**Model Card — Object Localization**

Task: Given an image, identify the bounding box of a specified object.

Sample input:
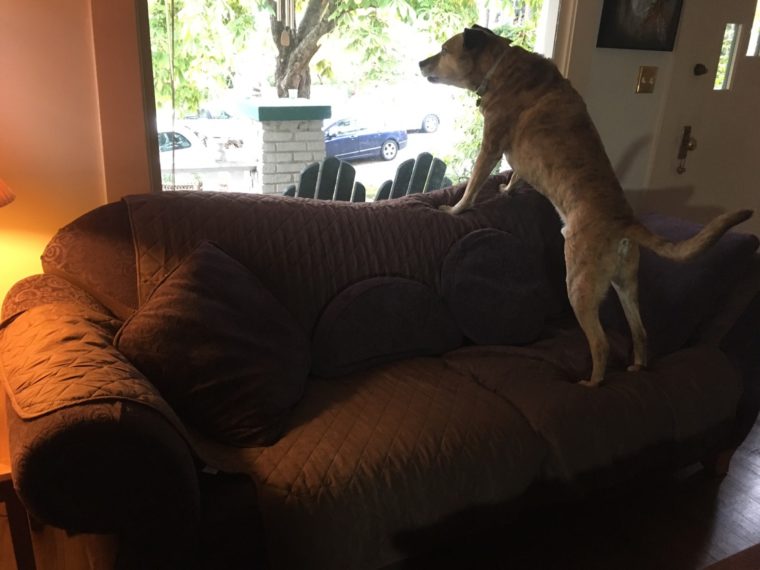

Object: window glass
[714,23,741,90]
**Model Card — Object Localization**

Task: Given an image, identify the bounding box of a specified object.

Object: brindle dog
[420,26,753,387]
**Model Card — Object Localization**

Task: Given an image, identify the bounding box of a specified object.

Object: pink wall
[0,0,105,304]
[0,0,157,304]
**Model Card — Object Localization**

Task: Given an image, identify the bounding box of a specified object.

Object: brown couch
[2,175,760,569]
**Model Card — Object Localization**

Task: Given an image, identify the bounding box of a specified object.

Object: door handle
[677,125,698,174]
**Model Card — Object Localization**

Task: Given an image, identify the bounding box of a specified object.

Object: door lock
[677,125,698,174]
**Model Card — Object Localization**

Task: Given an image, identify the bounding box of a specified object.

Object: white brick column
[259,120,325,195]
[248,101,332,195]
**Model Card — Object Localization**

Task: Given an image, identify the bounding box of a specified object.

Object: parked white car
[182,99,257,148]
[156,125,225,191]
[344,82,457,133]
[157,125,221,170]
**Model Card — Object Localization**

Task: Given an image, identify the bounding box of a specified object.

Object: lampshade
[0,178,15,207]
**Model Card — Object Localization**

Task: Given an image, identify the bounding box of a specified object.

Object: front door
[647,0,760,234]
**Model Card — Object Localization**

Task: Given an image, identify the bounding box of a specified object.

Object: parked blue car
[324,118,408,161]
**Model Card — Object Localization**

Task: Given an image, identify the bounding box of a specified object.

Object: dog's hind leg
[565,238,615,387]
[499,172,520,193]
[611,240,647,372]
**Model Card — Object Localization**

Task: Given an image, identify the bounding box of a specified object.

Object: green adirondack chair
[374,152,451,201]
[283,157,366,202]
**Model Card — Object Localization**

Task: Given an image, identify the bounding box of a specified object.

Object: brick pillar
[249,101,332,195]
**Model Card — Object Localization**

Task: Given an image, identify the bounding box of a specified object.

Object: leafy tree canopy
[148,0,542,113]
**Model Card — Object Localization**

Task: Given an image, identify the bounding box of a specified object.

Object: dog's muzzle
[419,55,439,81]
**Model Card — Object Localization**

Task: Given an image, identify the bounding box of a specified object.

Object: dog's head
[419,25,507,91]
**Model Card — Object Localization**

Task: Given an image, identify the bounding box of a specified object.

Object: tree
[148,0,539,108]
[268,0,478,98]
[148,0,254,114]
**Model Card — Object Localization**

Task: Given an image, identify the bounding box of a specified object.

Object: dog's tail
[625,209,753,262]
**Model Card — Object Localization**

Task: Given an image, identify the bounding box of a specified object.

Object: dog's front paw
[577,378,601,388]
[438,204,468,215]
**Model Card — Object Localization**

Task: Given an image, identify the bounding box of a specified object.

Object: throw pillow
[114,241,310,446]
[311,277,462,377]
[441,228,550,346]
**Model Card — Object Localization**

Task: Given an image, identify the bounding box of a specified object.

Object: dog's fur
[420,26,753,387]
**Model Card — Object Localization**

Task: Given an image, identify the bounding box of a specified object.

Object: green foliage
[442,102,487,184]
[714,23,738,90]
[148,0,255,115]
[321,0,477,90]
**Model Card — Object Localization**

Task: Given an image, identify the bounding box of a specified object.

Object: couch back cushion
[41,178,567,383]
[114,241,310,446]
[122,180,565,336]
[441,228,554,346]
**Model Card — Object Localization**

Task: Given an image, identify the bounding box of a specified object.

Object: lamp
[0,178,15,208]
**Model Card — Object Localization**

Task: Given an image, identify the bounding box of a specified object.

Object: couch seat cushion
[114,242,310,446]
[443,336,742,481]
[191,357,546,570]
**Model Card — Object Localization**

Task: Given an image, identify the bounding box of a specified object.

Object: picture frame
[597,0,684,52]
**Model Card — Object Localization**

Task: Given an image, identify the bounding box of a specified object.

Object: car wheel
[421,114,439,133]
[381,139,399,161]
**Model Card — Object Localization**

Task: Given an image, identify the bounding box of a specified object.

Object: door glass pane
[714,23,741,90]
[748,0,760,56]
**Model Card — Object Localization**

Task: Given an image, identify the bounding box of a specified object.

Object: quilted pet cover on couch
[2,175,756,569]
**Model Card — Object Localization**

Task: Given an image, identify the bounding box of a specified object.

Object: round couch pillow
[441,228,548,346]
[312,277,462,377]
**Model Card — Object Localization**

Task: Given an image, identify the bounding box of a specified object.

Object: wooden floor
[392,418,760,570]
[2,419,759,570]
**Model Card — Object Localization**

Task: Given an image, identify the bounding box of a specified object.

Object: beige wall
[0,0,105,302]
[560,0,674,190]
[0,0,156,305]
[562,0,759,231]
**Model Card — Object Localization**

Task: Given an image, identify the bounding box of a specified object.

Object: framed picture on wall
[597,0,684,51]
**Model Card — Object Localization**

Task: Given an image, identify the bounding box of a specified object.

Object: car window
[326,119,370,137]
[158,131,192,152]
[199,107,232,119]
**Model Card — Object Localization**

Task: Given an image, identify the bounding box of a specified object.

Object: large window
[148,0,559,198]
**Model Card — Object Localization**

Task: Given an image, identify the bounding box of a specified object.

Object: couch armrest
[694,254,760,346]
[6,398,200,534]
[2,274,114,321]
[1,301,200,561]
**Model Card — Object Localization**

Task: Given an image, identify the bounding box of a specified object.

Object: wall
[0,0,157,305]
[560,0,673,191]
[0,0,106,304]
[562,0,759,232]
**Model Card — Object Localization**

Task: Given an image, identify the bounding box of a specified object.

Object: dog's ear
[472,24,497,36]
[463,27,490,51]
